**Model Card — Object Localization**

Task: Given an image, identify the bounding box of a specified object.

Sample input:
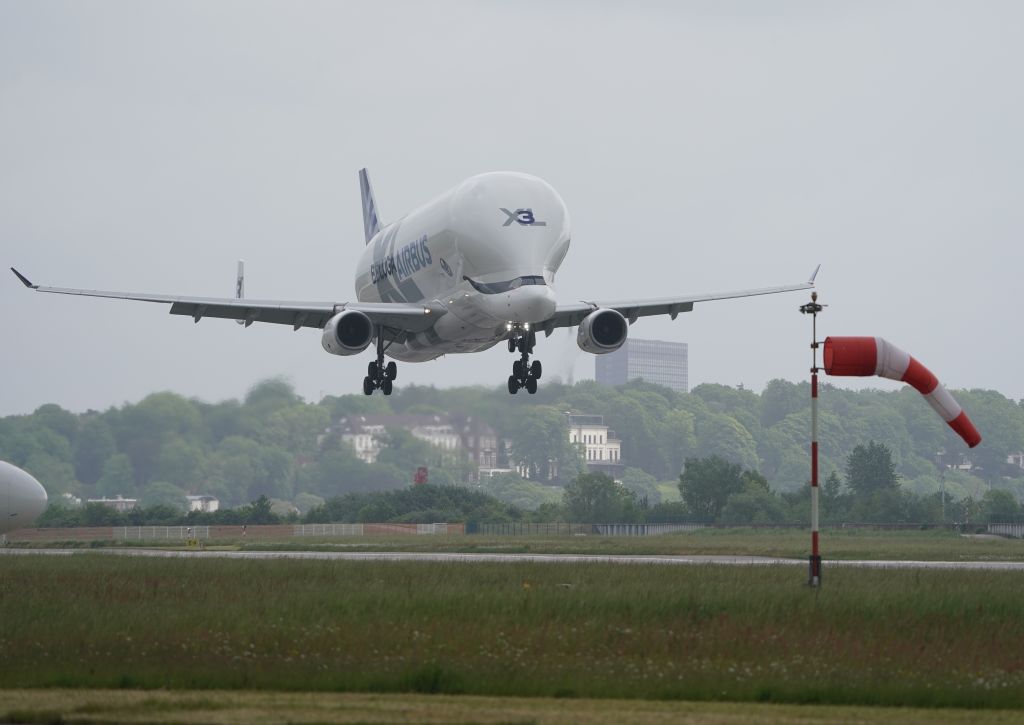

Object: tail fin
[359,168,381,244]
[235,259,244,325]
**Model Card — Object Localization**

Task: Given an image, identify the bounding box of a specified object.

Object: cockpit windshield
[463,275,546,294]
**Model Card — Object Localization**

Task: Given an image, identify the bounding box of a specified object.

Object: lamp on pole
[800,291,825,587]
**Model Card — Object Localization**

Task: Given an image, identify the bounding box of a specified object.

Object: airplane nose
[1,461,48,533]
[511,285,556,323]
[24,475,48,522]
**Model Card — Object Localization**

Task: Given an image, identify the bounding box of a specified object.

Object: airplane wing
[538,270,818,336]
[9,268,443,334]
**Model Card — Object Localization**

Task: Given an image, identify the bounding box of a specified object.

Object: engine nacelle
[577,308,628,354]
[321,310,374,356]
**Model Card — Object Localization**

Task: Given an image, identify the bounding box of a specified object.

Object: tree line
[3,375,1023,521]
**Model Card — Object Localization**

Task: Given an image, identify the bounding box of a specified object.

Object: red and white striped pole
[800,292,824,587]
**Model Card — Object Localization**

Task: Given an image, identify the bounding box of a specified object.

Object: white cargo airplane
[12,170,816,396]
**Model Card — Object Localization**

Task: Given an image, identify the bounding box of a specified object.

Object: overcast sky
[2,1,1021,415]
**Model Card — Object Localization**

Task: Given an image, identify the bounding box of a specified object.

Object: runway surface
[3,547,1024,570]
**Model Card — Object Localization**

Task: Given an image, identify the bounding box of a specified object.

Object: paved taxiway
[3,548,1023,570]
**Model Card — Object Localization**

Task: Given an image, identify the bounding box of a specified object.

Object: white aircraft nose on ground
[1,460,48,534]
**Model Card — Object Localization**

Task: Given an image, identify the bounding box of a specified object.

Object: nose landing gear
[507,330,541,394]
[363,332,397,395]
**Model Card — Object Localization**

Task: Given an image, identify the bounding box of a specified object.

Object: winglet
[809,264,821,285]
[359,168,381,245]
[10,267,38,289]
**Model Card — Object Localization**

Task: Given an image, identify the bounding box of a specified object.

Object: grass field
[3,689,1024,724]
[1,554,1022,710]
[237,527,1024,561]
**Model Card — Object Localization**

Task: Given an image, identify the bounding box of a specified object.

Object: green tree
[659,409,697,479]
[760,379,805,428]
[300,443,408,497]
[719,480,786,524]
[482,473,562,511]
[244,378,302,416]
[621,467,661,506]
[563,472,638,523]
[508,407,581,482]
[956,390,1024,481]
[257,404,329,458]
[678,456,744,521]
[73,417,116,485]
[154,438,207,490]
[695,413,760,471]
[981,489,1020,523]
[116,392,202,484]
[293,492,325,515]
[21,451,77,496]
[239,495,280,524]
[821,470,848,523]
[95,453,136,497]
[80,502,126,527]
[845,441,899,496]
[376,427,442,474]
[139,481,188,511]
[849,488,907,523]
[32,403,79,442]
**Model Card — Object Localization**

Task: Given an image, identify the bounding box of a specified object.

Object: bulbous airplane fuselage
[354,172,570,361]
[1,460,48,534]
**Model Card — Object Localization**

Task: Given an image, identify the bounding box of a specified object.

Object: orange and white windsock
[823,336,981,448]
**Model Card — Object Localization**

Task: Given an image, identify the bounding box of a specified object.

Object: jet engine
[577,308,628,354]
[321,310,374,356]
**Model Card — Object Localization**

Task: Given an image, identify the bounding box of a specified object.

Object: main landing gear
[363,332,397,396]
[507,330,541,395]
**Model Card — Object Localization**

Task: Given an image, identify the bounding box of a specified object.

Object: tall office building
[595,338,689,392]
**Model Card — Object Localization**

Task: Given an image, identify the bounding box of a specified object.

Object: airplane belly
[388,309,504,361]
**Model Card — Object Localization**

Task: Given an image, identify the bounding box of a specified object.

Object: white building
[565,413,623,478]
[329,414,504,478]
[86,495,137,512]
[186,495,220,513]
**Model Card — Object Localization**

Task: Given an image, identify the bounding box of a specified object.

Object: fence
[294,524,365,536]
[593,523,708,536]
[473,524,708,536]
[468,522,969,537]
[988,523,1024,538]
[114,526,210,541]
[293,523,451,536]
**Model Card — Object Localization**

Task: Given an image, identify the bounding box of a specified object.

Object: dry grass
[1,555,1022,709]
[2,689,1024,724]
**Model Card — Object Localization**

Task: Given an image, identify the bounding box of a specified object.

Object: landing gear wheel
[364,331,398,396]
[506,328,541,394]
